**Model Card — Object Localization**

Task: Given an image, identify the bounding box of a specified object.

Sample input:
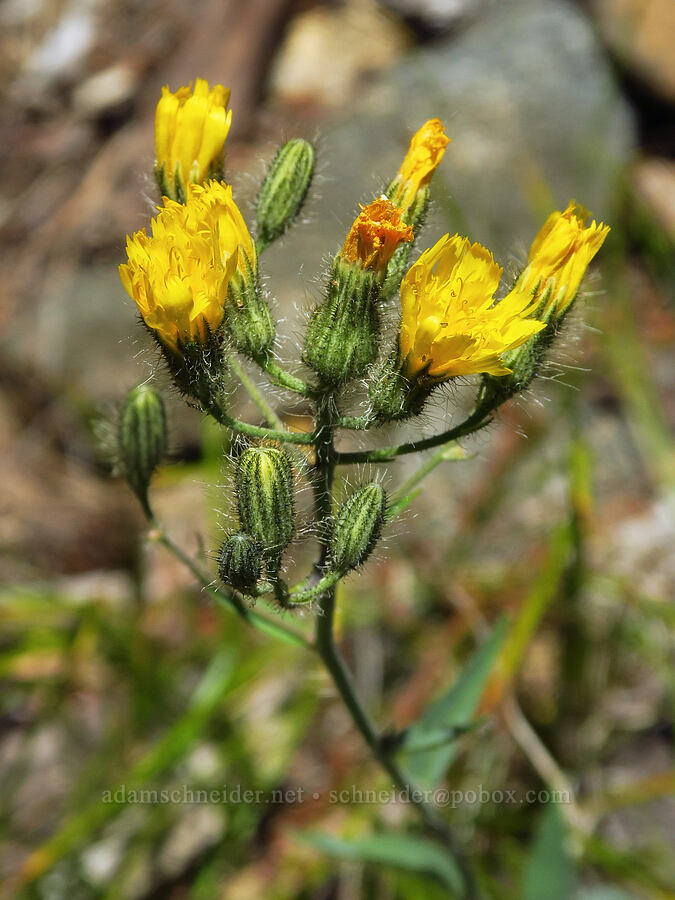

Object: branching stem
[228,355,286,430]
[208,400,313,445]
[147,522,311,649]
[254,353,317,398]
[335,404,493,463]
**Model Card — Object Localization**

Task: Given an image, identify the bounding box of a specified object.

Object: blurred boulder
[631,157,675,244]
[379,0,486,36]
[592,0,675,103]
[269,0,409,108]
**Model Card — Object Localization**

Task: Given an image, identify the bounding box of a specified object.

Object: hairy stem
[229,355,286,430]
[337,414,373,430]
[147,522,311,649]
[255,353,317,398]
[208,400,313,445]
[386,442,471,520]
[311,396,480,898]
[336,404,493,463]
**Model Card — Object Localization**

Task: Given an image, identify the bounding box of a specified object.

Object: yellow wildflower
[516,201,610,317]
[155,79,232,200]
[400,234,546,380]
[119,181,255,350]
[342,198,414,273]
[389,118,450,212]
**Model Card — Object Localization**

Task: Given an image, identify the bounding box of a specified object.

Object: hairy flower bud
[369,348,426,422]
[218,533,262,594]
[236,446,294,570]
[118,384,167,514]
[303,258,381,386]
[256,139,316,251]
[331,483,386,574]
[223,253,275,358]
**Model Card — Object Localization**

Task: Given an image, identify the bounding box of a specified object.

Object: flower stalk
[114,89,610,897]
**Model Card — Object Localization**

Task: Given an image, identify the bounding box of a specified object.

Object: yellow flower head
[342,197,414,273]
[119,181,255,350]
[155,79,232,199]
[390,118,450,211]
[518,201,610,317]
[400,234,546,380]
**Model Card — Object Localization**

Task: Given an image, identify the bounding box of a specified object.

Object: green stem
[289,570,342,603]
[335,405,493,463]
[255,353,317,398]
[386,442,471,520]
[147,523,311,650]
[229,355,286,430]
[337,414,372,430]
[208,400,313,445]
[310,396,480,898]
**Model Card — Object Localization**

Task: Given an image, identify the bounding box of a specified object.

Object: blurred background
[0,0,673,897]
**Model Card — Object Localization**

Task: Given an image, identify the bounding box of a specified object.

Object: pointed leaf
[295,831,464,896]
[523,804,575,900]
[401,618,508,788]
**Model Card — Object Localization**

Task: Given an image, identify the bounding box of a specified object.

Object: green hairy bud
[236,445,295,569]
[369,348,432,422]
[481,303,558,407]
[218,533,262,594]
[161,336,227,410]
[223,254,275,359]
[256,139,316,251]
[118,384,167,514]
[331,483,387,574]
[303,258,381,386]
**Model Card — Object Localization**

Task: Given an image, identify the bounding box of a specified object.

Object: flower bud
[218,533,262,594]
[302,258,381,386]
[223,254,275,359]
[331,483,386,574]
[256,139,316,251]
[118,384,167,514]
[236,446,294,569]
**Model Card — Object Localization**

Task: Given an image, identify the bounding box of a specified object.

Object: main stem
[311,396,480,899]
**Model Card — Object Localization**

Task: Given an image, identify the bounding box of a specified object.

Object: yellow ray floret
[400,234,546,380]
[155,78,232,196]
[342,197,414,273]
[119,181,255,349]
[391,118,450,211]
[516,201,610,316]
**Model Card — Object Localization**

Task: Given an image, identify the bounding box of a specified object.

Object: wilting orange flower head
[390,118,450,211]
[341,198,414,273]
